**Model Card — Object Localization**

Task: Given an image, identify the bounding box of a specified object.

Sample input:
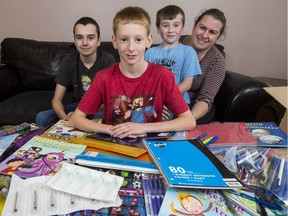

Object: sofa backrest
[1,38,76,90]
[0,38,120,91]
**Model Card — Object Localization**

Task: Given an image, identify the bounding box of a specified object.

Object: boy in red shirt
[69,6,195,138]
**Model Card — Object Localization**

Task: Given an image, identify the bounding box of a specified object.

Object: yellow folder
[69,136,147,158]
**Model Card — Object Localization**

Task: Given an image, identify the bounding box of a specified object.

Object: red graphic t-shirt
[78,63,188,125]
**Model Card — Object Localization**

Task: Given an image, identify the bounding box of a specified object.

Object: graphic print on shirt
[112,94,157,124]
[81,75,92,92]
[153,58,177,75]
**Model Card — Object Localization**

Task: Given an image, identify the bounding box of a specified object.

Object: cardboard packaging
[263,86,287,134]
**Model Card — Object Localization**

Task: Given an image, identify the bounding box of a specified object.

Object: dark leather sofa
[0,38,273,126]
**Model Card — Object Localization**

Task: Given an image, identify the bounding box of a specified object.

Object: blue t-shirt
[145,43,201,104]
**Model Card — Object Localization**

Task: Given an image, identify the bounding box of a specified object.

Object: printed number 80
[169,166,186,173]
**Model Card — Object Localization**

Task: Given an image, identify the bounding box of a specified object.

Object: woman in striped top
[181,8,227,124]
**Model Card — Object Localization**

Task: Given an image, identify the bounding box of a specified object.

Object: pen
[148,177,158,215]
[237,150,259,165]
[142,176,154,216]
[202,136,218,146]
[202,137,213,145]
[278,162,288,199]
[277,158,285,186]
[266,157,280,190]
[193,133,207,140]
[228,189,282,210]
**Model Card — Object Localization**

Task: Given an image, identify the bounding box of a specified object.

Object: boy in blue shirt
[145,5,201,119]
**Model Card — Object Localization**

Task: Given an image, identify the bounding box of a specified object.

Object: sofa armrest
[214,71,273,122]
[0,65,22,102]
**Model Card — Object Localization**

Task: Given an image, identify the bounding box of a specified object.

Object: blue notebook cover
[76,151,159,174]
[144,139,244,189]
[245,122,287,147]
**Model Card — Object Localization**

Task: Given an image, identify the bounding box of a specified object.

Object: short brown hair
[73,17,100,39]
[156,5,185,28]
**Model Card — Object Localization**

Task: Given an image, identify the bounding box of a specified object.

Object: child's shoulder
[177,43,198,56]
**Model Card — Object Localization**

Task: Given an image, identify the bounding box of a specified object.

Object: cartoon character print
[16,147,42,160]
[2,158,28,175]
[112,94,157,124]
[53,126,85,138]
[170,192,213,216]
[81,75,92,92]
[15,151,64,177]
[2,147,64,178]
[113,95,131,122]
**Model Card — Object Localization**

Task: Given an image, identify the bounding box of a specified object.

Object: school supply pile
[210,146,287,214]
[0,119,287,215]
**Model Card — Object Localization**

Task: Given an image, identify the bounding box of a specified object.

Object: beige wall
[0,0,287,80]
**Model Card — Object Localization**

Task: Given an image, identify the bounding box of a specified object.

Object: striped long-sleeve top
[188,45,226,110]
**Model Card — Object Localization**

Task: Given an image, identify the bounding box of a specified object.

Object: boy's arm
[69,108,112,134]
[51,84,68,120]
[110,109,195,138]
[178,77,193,94]
[69,108,195,139]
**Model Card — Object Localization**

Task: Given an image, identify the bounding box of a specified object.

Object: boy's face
[74,23,101,58]
[157,14,184,46]
[112,23,152,66]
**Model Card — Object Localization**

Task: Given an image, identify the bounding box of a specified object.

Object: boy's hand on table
[109,122,147,139]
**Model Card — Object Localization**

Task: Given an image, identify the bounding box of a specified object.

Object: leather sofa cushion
[0,65,22,101]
